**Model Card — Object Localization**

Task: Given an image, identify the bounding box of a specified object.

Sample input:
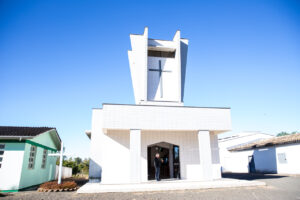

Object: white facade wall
[89,109,130,184]
[0,145,24,190]
[276,143,300,174]
[102,104,231,132]
[89,108,223,184]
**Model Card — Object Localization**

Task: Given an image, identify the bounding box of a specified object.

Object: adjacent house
[0,126,61,192]
[219,132,274,173]
[228,133,300,174]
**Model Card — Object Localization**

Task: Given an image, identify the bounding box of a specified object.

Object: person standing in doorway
[154,153,163,181]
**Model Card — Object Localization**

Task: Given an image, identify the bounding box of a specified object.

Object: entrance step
[77,179,266,193]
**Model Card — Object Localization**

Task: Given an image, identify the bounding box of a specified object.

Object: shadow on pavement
[222,173,287,180]
[0,193,12,197]
[66,177,88,187]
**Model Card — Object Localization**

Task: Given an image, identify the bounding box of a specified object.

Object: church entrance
[147,142,180,180]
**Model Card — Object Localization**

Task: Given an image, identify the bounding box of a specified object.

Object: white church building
[86,28,231,184]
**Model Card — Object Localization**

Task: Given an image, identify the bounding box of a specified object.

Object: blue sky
[0,0,299,158]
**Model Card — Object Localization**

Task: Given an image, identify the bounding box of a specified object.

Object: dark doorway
[173,145,180,179]
[248,155,256,173]
[147,142,180,180]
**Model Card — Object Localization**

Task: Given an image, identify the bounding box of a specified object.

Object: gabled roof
[0,126,54,138]
[229,133,300,151]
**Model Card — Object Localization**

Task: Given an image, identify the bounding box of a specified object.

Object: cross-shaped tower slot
[149,60,171,98]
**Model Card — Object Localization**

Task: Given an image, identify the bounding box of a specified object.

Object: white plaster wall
[101,130,130,184]
[0,147,24,190]
[222,150,254,173]
[276,144,300,174]
[89,109,130,184]
[102,104,231,132]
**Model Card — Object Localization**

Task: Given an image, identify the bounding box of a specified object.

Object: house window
[28,145,37,169]
[41,149,47,169]
[0,144,4,168]
[278,153,287,164]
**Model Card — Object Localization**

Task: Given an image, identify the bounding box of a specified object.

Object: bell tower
[128,27,188,106]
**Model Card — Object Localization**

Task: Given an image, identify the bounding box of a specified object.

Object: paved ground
[2,173,300,200]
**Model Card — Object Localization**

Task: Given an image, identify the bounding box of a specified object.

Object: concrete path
[4,174,300,200]
[77,178,266,193]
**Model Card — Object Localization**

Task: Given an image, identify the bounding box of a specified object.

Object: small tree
[56,157,89,175]
[277,132,289,137]
[277,131,298,137]
[74,157,82,165]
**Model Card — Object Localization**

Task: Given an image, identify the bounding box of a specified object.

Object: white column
[198,130,213,181]
[130,129,141,183]
[58,142,63,184]
[210,133,221,179]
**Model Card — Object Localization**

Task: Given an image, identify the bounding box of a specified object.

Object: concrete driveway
[2,173,300,200]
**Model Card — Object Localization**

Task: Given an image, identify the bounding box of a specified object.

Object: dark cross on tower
[149,60,171,98]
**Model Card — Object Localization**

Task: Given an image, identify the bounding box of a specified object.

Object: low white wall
[55,166,72,179]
